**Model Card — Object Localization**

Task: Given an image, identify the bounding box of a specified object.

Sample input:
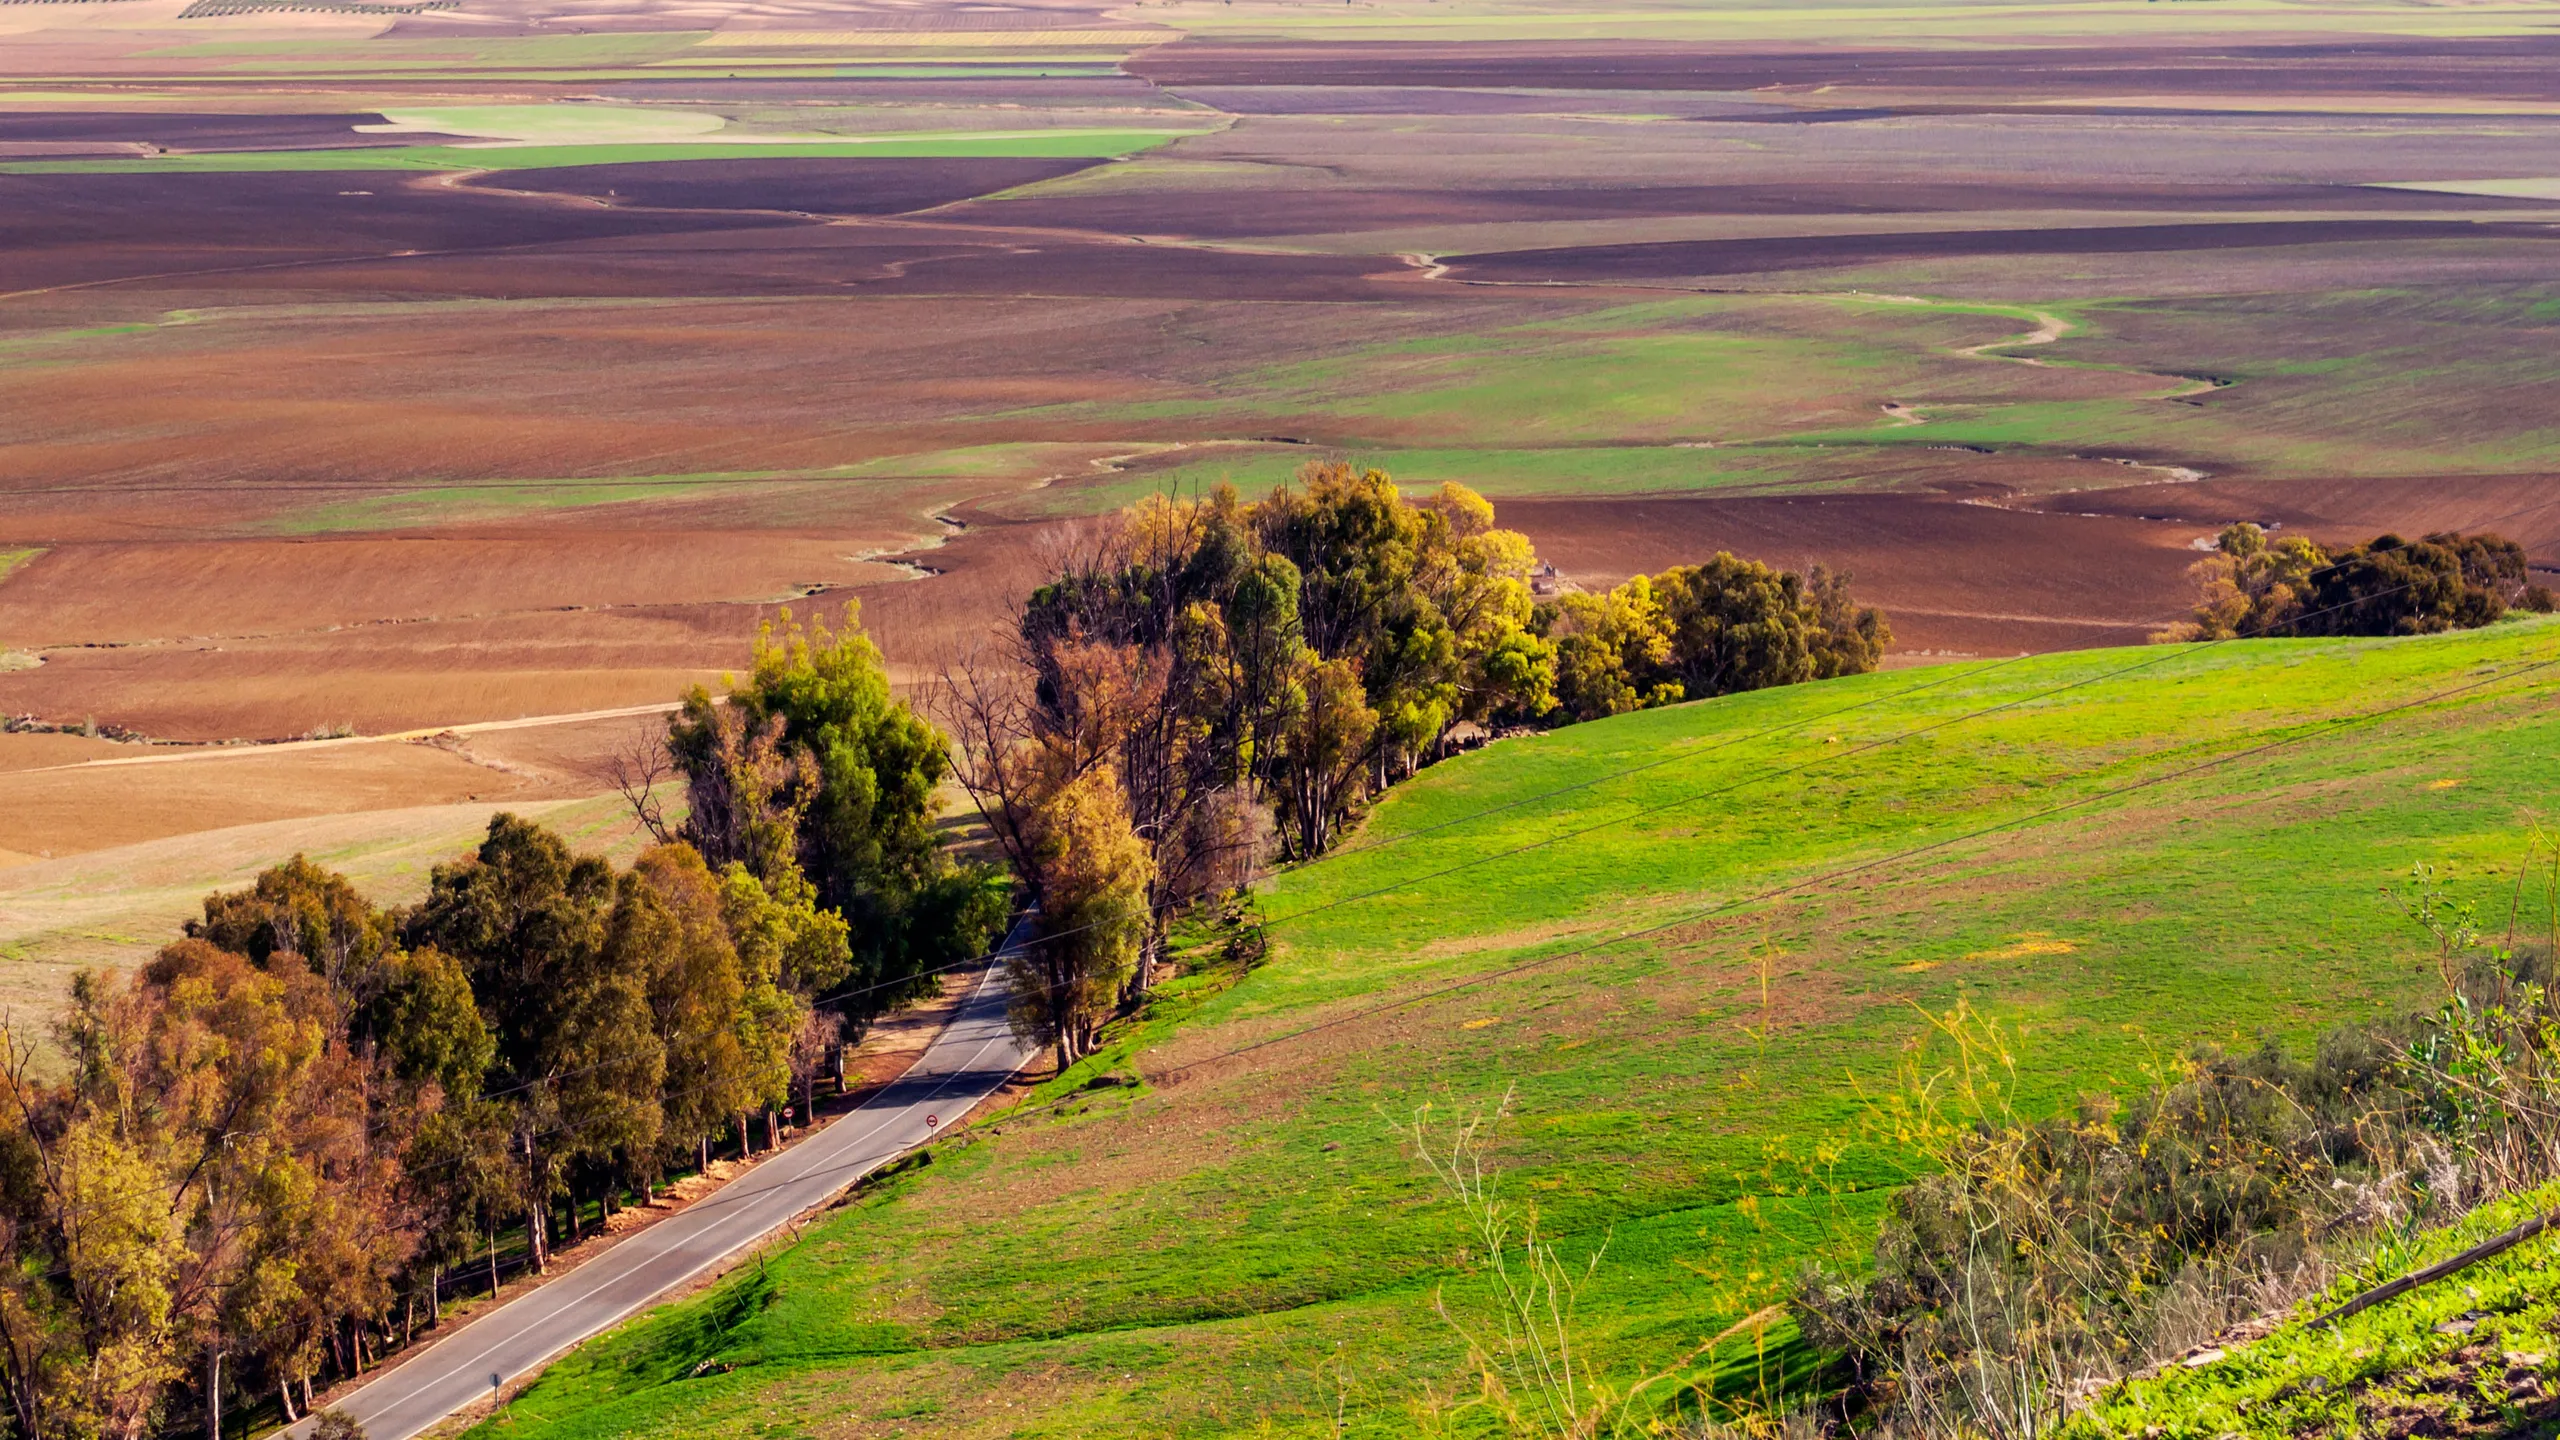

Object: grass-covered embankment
[2074,1180,2560,1438]
[471,619,2560,1438]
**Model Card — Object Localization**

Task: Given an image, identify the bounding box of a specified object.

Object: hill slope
[473,618,2560,1439]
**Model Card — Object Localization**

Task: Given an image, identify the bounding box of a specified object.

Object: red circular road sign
[925,1114,939,1129]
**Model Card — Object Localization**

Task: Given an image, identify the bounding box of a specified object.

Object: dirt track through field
[4,701,678,776]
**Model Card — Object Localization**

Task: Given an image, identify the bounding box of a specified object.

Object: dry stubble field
[1,0,2558,994]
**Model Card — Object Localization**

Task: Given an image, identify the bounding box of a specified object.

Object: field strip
[11,702,678,775]
[690,29,1171,47]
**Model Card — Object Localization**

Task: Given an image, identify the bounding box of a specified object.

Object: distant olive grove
[941,462,1887,1070]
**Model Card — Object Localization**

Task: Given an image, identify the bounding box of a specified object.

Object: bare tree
[934,643,1048,887]
[598,722,677,845]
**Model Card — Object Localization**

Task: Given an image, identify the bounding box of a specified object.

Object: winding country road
[298,939,1038,1440]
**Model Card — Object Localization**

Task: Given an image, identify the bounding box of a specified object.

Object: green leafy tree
[405,815,644,1270]
[610,846,781,1179]
[0,938,416,1440]
[189,854,399,1015]
[2155,522,2328,641]
[1272,655,1378,859]
[2300,530,2529,636]
[1549,573,1678,721]
[673,607,1003,1020]
[2161,524,2541,641]
[1550,556,1887,721]
[1007,766,1154,1070]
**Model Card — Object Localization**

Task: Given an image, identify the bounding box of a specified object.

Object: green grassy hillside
[472,619,2560,1439]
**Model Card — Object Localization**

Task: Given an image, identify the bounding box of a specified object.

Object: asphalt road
[305,941,1038,1440]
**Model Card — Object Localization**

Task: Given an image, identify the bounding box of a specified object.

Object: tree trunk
[765,1110,780,1151]
[738,1111,752,1161]
[488,1236,500,1298]
[699,1134,710,1174]
[278,1378,296,1425]
[203,1345,220,1440]
[301,1375,313,1417]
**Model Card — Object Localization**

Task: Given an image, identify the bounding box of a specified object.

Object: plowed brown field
[1505,494,2206,656]
[1130,35,2560,103]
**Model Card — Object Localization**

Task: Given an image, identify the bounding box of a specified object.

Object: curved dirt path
[5,702,682,775]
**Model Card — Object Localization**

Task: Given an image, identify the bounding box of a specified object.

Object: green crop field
[985,288,2560,509]
[468,617,2560,1438]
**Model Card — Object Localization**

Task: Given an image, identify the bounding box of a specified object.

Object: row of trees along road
[940,464,1888,1071]
[0,615,1001,1440]
[0,472,1880,1437]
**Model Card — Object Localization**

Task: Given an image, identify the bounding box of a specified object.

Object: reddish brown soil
[2028,474,2560,563]
[0,532,914,644]
[0,112,436,152]
[0,610,739,741]
[593,77,1156,104]
[0,733,128,773]
[0,740,565,861]
[1502,493,2207,655]
[1130,36,2560,103]
[1157,86,1785,117]
[0,171,808,291]
[1450,221,2560,283]
[954,182,2555,241]
[88,221,1415,304]
[461,157,1105,216]
[0,531,958,740]
[0,292,1213,503]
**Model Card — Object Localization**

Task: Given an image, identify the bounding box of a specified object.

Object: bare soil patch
[0,111,439,152]
[460,156,1104,216]
[0,605,746,741]
[0,171,810,293]
[1131,36,2560,105]
[1450,221,2560,283]
[2028,473,2560,561]
[0,290,1244,505]
[0,732,129,773]
[0,531,919,645]
[954,181,2553,242]
[1500,493,2204,656]
[126,221,1418,305]
[602,76,1163,106]
[0,739,562,861]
